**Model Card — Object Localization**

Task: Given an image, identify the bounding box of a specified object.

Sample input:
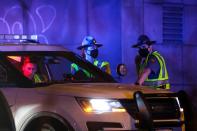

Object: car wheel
[24,116,73,131]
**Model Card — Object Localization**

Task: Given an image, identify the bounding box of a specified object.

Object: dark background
[0,0,197,125]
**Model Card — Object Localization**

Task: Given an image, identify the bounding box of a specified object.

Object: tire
[23,116,73,131]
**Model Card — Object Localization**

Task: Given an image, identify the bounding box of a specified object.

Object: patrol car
[0,35,186,131]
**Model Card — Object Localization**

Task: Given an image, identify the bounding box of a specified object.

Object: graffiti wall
[0,0,197,85]
[0,0,122,77]
[0,0,86,44]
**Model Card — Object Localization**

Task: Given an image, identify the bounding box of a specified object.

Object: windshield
[5,51,116,84]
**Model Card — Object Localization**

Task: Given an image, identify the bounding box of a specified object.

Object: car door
[0,90,16,131]
[0,56,19,107]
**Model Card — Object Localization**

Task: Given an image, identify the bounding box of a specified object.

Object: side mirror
[116,64,127,77]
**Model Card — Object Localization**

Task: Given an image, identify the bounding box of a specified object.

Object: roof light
[5,34,13,39]
[0,34,39,43]
[21,35,27,39]
[0,34,4,39]
[31,35,37,40]
[14,35,20,39]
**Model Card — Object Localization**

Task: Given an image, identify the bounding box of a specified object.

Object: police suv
[0,35,187,131]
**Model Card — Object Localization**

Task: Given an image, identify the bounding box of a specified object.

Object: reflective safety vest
[71,63,91,77]
[140,51,170,89]
[34,74,43,83]
[71,60,111,77]
[93,60,111,75]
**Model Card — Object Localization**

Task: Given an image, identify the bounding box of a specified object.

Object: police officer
[132,35,170,89]
[71,36,111,76]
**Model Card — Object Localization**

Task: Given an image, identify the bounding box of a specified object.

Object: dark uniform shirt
[144,55,160,79]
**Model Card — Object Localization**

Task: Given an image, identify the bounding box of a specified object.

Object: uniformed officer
[132,35,170,89]
[71,36,111,76]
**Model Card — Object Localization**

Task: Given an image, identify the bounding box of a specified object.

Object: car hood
[36,83,172,99]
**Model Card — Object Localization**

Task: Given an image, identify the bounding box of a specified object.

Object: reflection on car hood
[36,83,172,99]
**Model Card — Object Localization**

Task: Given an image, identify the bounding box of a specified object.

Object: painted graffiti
[0,5,57,44]
[36,5,56,33]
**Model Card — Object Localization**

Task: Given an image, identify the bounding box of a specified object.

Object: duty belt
[143,80,170,89]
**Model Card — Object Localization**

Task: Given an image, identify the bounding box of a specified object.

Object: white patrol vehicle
[0,35,188,131]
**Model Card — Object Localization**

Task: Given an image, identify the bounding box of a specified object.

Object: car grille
[119,93,182,122]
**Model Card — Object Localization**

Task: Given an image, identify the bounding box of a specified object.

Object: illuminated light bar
[0,34,4,39]
[31,35,37,40]
[21,35,27,39]
[5,34,13,39]
[14,35,20,39]
[0,34,38,42]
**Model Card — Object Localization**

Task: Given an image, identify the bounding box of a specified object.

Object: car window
[6,55,49,84]
[6,54,104,84]
[0,57,21,86]
[45,56,95,82]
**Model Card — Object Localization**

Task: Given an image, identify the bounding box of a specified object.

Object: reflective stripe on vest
[141,51,169,88]
[94,60,111,74]
[71,63,91,77]
[34,74,42,83]
[72,60,111,76]
[94,60,107,68]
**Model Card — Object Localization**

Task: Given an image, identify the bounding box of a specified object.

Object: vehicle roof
[0,43,68,52]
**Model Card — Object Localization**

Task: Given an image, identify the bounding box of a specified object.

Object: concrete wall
[121,1,197,121]
[0,0,122,77]
[121,0,197,87]
[0,0,197,95]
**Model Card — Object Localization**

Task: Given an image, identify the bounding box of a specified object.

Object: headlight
[76,97,126,113]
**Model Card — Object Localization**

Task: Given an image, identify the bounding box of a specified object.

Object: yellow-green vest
[71,60,111,77]
[140,51,170,89]
[34,74,43,83]
[93,60,111,74]
[71,63,91,77]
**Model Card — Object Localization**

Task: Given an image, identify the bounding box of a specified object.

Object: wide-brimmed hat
[77,36,103,50]
[132,35,156,48]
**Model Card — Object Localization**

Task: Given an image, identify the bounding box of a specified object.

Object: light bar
[0,34,38,41]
